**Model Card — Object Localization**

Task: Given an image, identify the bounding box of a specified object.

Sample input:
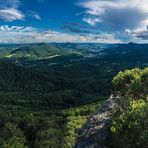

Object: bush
[111,100,148,148]
[110,67,148,148]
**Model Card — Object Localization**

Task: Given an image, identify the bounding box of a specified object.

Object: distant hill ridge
[8,43,71,59]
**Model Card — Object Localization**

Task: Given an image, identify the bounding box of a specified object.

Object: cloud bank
[1,0,148,43]
[80,0,148,28]
[0,25,121,43]
[79,0,148,41]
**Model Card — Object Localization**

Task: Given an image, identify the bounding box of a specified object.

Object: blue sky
[0,0,148,43]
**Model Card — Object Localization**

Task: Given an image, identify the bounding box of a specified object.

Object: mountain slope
[0,61,105,109]
[0,61,55,92]
[105,42,148,62]
[7,43,71,59]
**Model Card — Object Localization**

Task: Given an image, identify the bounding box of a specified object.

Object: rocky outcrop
[75,96,116,148]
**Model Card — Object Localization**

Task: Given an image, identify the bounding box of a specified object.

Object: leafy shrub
[110,67,148,148]
[111,100,148,148]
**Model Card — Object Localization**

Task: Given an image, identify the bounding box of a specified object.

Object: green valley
[0,43,147,147]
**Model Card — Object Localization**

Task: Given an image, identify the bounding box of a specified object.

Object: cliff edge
[75,96,116,148]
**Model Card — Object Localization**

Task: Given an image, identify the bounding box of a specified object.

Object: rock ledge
[75,96,116,148]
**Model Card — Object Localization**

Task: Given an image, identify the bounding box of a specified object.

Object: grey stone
[74,96,117,148]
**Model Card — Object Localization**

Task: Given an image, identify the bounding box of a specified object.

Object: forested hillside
[0,61,109,109]
[0,61,106,147]
[6,43,71,59]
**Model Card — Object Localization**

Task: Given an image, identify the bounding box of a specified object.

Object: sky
[0,0,148,43]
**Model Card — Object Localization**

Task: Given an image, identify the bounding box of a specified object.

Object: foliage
[112,68,148,99]
[0,61,108,109]
[110,68,148,148]
[0,122,28,148]
[0,101,102,148]
[111,100,148,148]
